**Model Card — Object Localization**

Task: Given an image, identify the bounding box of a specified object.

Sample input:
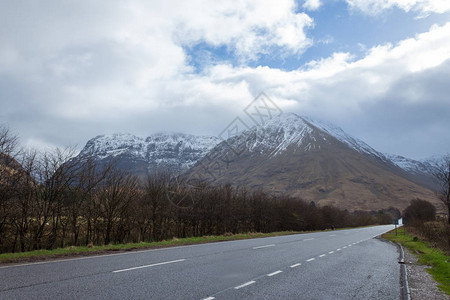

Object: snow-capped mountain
[384,153,437,176]
[187,112,438,211]
[383,154,443,190]
[75,132,220,177]
[214,113,389,162]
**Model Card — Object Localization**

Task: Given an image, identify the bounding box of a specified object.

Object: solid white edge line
[113,258,185,273]
[290,263,301,268]
[252,244,275,250]
[267,270,282,277]
[306,258,315,262]
[234,281,256,289]
[303,238,314,241]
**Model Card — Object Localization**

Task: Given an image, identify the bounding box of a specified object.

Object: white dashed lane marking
[252,244,275,250]
[267,270,283,277]
[234,281,256,289]
[112,259,186,273]
[290,263,301,268]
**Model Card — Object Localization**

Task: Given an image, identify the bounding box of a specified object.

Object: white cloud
[173,0,314,60]
[0,0,313,123]
[1,1,449,158]
[303,0,322,11]
[346,0,450,16]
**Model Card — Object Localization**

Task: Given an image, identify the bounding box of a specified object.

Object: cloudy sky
[1,0,449,160]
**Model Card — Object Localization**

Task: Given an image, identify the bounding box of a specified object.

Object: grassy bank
[383,227,450,295]
[0,231,300,264]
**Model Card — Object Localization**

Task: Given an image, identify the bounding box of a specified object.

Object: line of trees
[402,198,450,254]
[0,126,394,254]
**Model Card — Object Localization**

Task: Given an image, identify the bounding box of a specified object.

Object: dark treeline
[0,145,395,254]
[402,199,450,254]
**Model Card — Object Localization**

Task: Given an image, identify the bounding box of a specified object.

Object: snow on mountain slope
[77,132,220,174]
[234,113,389,162]
[385,153,438,176]
[243,113,317,156]
[302,116,386,160]
[80,133,146,160]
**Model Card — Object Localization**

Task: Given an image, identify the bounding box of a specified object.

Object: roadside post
[393,219,399,236]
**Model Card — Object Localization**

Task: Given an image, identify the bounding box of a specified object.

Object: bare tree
[0,125,19,156]
[23,147,78,250]
[0,126,21,252]
[97,168,138,245]
[64,155,114,246]
[11,149,38,252]
[434,155,450,225]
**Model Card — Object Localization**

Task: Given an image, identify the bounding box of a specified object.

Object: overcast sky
[1,0,449,160]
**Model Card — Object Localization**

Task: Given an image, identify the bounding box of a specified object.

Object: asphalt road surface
[0,225,401,299]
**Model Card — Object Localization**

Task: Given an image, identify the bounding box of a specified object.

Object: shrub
[403,198,436,223]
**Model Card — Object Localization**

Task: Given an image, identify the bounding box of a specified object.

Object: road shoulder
[403,246,449,300]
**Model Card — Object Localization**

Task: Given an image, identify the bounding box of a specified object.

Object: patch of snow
[232,112,388,160]
[301,116,385,159]
[385,153,437,175]
[79,132,220,170]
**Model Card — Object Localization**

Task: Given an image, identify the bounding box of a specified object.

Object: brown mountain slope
[0,152,25,185]
[186,113,439,211]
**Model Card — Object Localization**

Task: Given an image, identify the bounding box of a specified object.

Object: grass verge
[0,231,300,264]
[383,227,450,296]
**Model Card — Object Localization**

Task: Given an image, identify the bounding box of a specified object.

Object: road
[0,225,401,299]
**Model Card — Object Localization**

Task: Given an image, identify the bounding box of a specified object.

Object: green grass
[383,227,450,296]
[0,231,301,263]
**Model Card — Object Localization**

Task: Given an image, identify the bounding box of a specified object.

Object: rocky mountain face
[185,113,439,211]
[73,133,220,178]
